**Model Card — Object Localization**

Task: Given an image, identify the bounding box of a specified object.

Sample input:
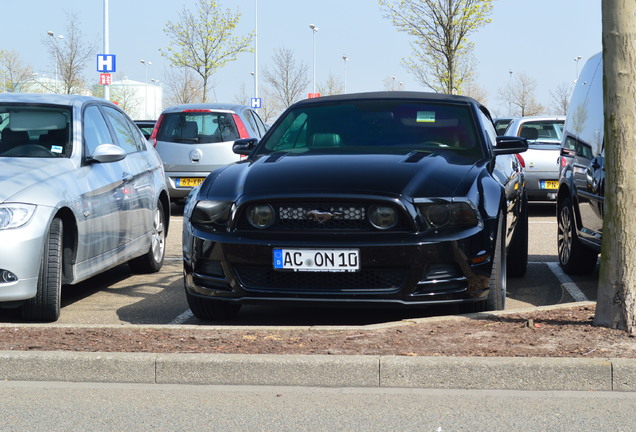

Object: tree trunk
[595,0,636,333]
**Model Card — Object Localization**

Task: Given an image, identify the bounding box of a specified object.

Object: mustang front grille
[237,202,409,231]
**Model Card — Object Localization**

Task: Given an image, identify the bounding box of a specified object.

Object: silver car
[504,116,565,201]
[150,103,268,202]
[0,93,170,321]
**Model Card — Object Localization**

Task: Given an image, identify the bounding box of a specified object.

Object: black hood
[200,152,481,201]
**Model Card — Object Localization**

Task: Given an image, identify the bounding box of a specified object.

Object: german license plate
[540,180,559,189]
[176,177,205,187]
[273,248,360,272]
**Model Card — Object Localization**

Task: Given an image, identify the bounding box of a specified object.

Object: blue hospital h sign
[96,54,116,73]
[251,98,262,109]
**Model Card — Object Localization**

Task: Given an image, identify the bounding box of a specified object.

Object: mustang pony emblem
[306,210,343,223]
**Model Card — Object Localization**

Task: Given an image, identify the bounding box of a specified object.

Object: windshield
[256,100,484,159]
[517,120,564,144]
[0,105,71,158]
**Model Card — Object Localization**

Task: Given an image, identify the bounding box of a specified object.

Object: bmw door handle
[122,172,133,182]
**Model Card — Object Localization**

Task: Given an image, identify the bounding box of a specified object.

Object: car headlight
[246,204,275,229]
[368,205,397,230]
[416,202,480,231]
[190,201,233,230]
[0,204,36,229]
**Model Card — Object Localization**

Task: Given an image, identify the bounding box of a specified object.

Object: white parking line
[170,310,194,325]
[546,262,589,302]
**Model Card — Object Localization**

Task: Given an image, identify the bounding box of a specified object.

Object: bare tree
[462,79,488,104]
[595,0,636,333]
[109,75,142,116]
[379,0,494,94]
[164,67,204,106]
[44,13,95,94]
[262,47,310,111]
[161,0,253,103]
[254,87,279,124]
[549,82,572,115]
[498,72,544,116]
[0,50,35,92]
[318,73,344,96]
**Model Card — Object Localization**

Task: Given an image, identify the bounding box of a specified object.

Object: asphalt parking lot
[0,203,598,326]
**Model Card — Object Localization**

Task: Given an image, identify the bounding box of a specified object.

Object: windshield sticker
[51,145,63,153]
[416,111,436,123]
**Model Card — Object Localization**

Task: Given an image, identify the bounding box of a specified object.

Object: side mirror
[493,136,528,155]
[87,143,127,163]
[233,138,258,155]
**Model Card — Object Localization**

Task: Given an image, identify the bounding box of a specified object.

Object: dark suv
[557,52,603,274]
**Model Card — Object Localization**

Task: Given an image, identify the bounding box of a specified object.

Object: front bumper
[183,222,498,308]
[0,209,50,303]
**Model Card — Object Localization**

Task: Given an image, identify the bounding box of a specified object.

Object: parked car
[134,119,156,139]
[504,116,565,201]
[494,117,516,136]
[557,52,603,274]
[150,103,268,202]
[0,93,170,321]
[182,91,528,321]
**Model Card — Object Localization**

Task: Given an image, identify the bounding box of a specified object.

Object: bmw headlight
[246,204,275,229]
[190,201,233,230]
[368,205,397,230]
[416,202,480,231]
[0,204,36,229]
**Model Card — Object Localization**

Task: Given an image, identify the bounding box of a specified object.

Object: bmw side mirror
[87,143,127,163]
[493,136,528,155]
[233,138,258,155]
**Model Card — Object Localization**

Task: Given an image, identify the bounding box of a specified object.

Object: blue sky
[2,0,601,117]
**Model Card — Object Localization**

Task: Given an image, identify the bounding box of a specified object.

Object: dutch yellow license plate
[176,177,205,187]
[541,180,559,189]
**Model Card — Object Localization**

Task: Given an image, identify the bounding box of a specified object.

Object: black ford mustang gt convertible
[182,92,528,321]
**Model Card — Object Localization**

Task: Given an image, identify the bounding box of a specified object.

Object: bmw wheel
[22,218,63,322]
[129,201,166,273]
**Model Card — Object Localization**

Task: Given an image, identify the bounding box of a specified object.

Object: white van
[556,52,603,274]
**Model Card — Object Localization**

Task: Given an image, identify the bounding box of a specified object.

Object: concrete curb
[1,351,634,391]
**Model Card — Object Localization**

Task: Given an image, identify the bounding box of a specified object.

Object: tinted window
[518,120,564,143]
[102,106,142,153]
[157,111,239,144]
[259,101,482,158]
[0,105,71,158]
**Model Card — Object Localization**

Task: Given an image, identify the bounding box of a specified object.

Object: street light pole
[140,59,152,118]
[254,0,258,101]
[309,24,318,94]
[508,69,513,116]
[47,31,64,93]
[342,55,348,93]
[574,56,582,81]
[103,0,110,100]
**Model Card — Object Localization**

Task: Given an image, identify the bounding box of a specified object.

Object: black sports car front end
[182,92,527,320]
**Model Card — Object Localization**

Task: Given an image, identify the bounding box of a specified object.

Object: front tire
[486,215,507,311]
[185,289,241,321]
[129,201,166,273]
[22,218,63,322]
[507,192,528,277]
[557,197,597,274]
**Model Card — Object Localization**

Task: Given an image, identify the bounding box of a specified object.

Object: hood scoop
[265,152,287,163]
[403,151,430,163]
